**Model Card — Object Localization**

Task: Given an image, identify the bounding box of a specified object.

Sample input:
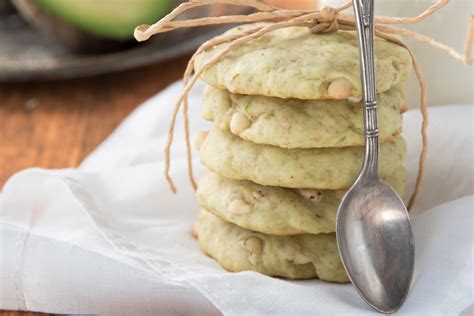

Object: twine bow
[134,0,473,210]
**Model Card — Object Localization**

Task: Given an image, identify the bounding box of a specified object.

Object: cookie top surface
[196,166,406,236]
[199,126,406,189]
[195,24,411,99]
[202,85,404,148]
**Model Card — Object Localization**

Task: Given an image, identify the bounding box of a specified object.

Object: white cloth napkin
[0,81,473,315]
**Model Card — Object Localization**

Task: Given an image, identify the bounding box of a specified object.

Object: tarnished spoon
[336,0,415,313]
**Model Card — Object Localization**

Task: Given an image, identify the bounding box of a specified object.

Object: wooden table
[0,55,189,315]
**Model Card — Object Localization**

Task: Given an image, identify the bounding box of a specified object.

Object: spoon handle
[352,0,379,178]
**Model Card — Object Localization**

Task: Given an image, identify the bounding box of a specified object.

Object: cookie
[196,209,349,282]
[199,126,406,189]
[196,166,406,235]
[202,85,404,148]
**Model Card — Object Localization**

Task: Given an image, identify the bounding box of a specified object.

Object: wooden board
[0,55,188,188]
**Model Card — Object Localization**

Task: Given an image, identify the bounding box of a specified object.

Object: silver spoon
[336,0,415,313]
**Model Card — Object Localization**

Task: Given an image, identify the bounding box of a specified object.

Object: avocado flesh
[36,0,172,40]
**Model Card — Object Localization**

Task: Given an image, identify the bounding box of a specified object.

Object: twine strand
[373,0,449,25]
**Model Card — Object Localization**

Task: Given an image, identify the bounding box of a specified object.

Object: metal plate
[0,4,243,82]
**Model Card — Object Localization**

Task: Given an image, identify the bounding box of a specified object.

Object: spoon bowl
[337,177,414,313]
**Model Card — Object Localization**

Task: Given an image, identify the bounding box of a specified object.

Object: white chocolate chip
[347,96,362,103]
[227,199,252,215]
[328,78,352,99]
[249,253,259,265]
[193,131,209,151]
[298,189,323,203]
[244,237,262,254]
[293,253,312,265]
[244,237,262,265]
[229,112,251,135]
[252,191,264,200]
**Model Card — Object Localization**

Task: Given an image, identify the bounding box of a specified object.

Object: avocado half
[12,0,173,53]
[36,0,172,40]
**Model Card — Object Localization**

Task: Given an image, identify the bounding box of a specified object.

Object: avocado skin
[35,0,173,40]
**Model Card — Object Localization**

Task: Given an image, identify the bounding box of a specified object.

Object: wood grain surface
[0,55,189,315]
[0,55,189,186]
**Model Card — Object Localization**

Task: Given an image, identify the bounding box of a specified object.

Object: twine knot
[310,6,339,34]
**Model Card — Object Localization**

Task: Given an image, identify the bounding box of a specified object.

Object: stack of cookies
[192,24,412,282]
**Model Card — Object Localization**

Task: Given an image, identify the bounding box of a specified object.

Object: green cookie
[196,209,349,282]
[202,85,403,148]
[195,24,411,100]
[196,166,406,236]
[199,127,406,190]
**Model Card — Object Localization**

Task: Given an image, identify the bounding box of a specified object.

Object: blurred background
[321,0,473,110]
[0,0,318,190]
[0,0,318,81]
